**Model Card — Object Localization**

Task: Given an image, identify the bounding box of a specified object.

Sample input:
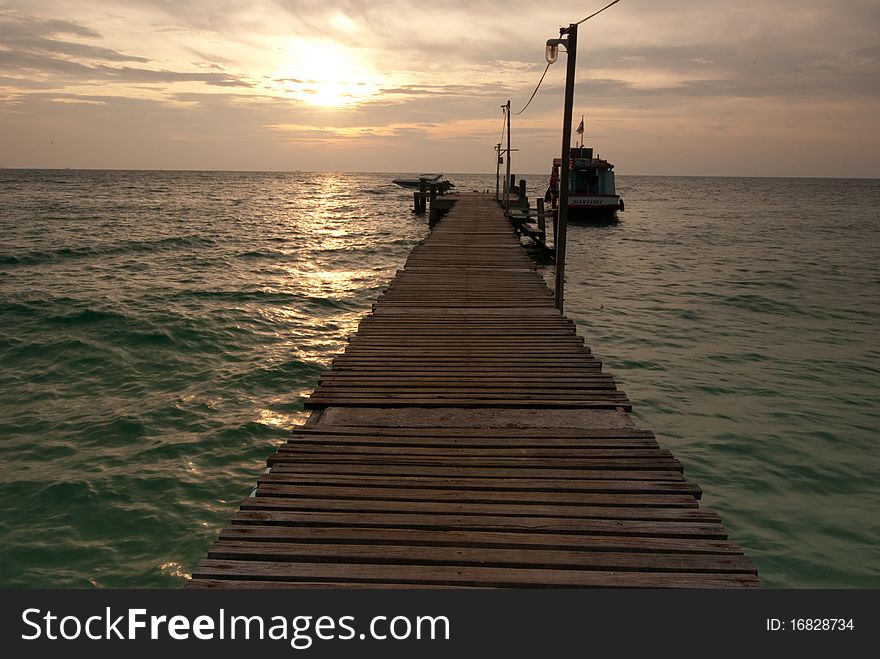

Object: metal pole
[554,23,577,312]
[504,100,511,210]
[495,143,501,201]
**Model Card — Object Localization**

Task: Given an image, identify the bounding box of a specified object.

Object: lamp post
[503,100,511,209]
[547,23,578,312]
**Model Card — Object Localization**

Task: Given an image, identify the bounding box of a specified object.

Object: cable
[575,0,621,25]
[510,1,622,116]
[513,62,551,115]
[499,105,507,143]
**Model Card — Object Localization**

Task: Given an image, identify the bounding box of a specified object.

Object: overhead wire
[509,1,623,116]
[499,105,507,143]
[512,62,551,116]
[575,0,621,25]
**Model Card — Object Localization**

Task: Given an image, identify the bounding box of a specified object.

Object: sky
[1,0,879,176]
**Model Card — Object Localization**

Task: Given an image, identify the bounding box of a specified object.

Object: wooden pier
[188,193,759,588]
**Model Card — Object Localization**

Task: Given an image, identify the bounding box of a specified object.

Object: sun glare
[275,39,383,108]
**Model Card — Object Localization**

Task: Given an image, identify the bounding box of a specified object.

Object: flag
[576,118,584,134]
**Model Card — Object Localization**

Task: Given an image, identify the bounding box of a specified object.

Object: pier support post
[414,179,426,214]
[552,208,559,252]
[537,198,546,233]
[428,183,439,228]
[495,143,502,202]
[518,179,528,209]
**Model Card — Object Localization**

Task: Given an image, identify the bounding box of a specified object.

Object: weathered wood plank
[253,483,698,507]
[268,453,682,471]
[230,509,728,539]
[238,497,717,522]
[257,472,703,497]
[289,426,656,439]
[192,560,760,588]
[217,525,743,554]
[267,463,683,481]
[207,541,756,574]
[276,445,671,458]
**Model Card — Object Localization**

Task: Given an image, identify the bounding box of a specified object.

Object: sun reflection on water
[159,561,192,582]
[256,408,310,431]
[271,266,380,299]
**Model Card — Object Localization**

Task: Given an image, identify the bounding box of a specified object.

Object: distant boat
[546,147,624,220]
[392,173,444,189]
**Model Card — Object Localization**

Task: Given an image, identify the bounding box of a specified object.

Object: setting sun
[274,39,384,108]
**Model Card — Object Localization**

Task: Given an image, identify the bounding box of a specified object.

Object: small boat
[546,147,624,220]
[392,173,448,189]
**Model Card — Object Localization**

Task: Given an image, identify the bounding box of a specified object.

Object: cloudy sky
[2,0,878,176]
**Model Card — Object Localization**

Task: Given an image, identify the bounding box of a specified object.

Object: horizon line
[2,167,878,181]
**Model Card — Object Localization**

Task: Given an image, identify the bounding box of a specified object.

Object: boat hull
[392,174,443,189]
[565,195,624,221]
[392,179,426,189]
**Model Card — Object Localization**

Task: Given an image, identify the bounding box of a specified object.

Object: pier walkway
[189,193,759,588]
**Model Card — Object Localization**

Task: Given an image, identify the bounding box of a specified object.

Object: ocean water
[1,170,878,588]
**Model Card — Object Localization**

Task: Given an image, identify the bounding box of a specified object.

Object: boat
[545,147,624,220]
[392,173,454,191]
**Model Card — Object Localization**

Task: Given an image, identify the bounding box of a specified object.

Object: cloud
[0,14,146,61]
[186,47,237,67]
[0,75,59,90]
[0,49,254,87]
[99,64,254,87]
[3,15,101,39]
[0,13,254,89]
[378,83,517,97]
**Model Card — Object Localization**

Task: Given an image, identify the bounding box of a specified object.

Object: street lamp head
[545,38,567,63]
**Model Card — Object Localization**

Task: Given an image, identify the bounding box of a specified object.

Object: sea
[1,170,878,588]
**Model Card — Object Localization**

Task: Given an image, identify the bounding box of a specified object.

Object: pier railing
[499,177,553,254]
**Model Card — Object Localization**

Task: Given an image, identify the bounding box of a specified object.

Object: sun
[275,39,383,108]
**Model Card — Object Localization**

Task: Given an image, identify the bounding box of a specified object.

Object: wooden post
[537,198,546,233]
[518,179,527,209]
[553,207,558,249]
[428,183,439,228]
[494,143,502,202]
[419,178,428,214]
[554,23,577,312]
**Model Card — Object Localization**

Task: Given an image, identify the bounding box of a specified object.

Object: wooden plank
[230,509,727,539]
[310,386,621,394]
[207,541,756,574]
[275,445,671,458]
[285,437,662,450]
[267,463,682,481]
[267,453,682,471]
[217,525,742,555]
[257,472,703,497]
[304,398,632,410]
[238,496,715,522]
[289,426,656,439]
[186,579,479,589]
[253,483,698,508]
[192,560,760,588]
